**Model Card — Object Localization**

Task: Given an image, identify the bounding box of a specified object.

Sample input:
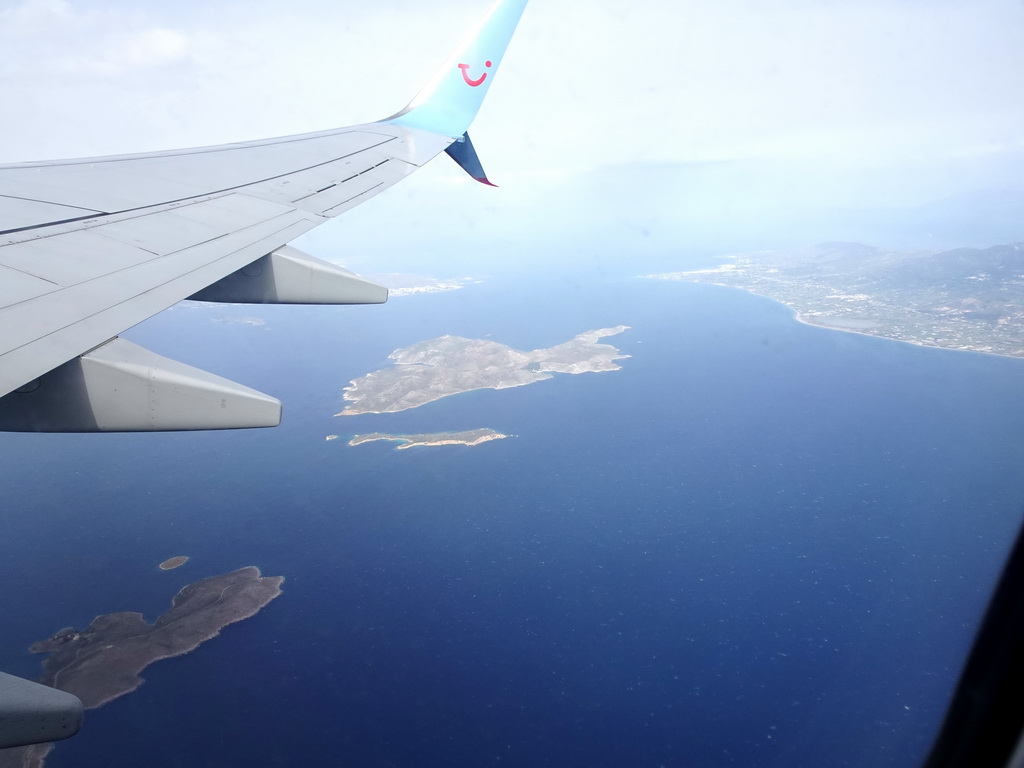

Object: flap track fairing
[187,246,387,305]
[0,338,281,432]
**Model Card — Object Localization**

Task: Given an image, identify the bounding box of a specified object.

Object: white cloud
[117,27,188,68]
[0,0,1021,177]
[0,0,187,76]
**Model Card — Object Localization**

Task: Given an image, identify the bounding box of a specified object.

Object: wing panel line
[0,136,399,237]
[0,215,318,397]
[0,194,102,214]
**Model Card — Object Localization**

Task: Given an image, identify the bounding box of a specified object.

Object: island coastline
[338,326,631,416]
[0,567,283,768]
[348,428,510,449]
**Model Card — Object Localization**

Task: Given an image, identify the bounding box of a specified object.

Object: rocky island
[0,567,283,768]
[338,326,630,416]
[646,242,1024,358]
[348,428,510,449]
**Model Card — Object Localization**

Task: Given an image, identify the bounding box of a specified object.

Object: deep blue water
[2,272,1024,768]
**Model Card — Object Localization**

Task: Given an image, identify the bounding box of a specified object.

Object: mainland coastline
[646,242,1024,359]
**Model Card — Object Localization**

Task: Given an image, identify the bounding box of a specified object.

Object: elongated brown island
[0,567,283,768]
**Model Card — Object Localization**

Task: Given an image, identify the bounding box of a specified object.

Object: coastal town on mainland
[646,242,1024,359]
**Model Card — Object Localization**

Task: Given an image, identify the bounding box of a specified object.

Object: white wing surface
[0,0,528,433]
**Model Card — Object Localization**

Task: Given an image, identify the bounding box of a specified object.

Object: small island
[348,428,510,449]
[338,327,631,416]
[0,567,284,768]
[366,273,478,297]
[158,556,188,571]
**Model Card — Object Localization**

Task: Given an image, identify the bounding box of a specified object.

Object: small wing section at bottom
[0,672,83,749]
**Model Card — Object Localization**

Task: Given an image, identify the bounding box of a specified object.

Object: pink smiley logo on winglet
[458,60,492,87]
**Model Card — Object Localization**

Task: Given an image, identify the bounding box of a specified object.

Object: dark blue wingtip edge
[445,132,498,187]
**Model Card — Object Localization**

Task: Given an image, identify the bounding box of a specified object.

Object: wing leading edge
[0,0,528,433]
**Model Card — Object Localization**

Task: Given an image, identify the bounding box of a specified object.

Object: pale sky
[1,0,1022,264]
[2,0,1023,168]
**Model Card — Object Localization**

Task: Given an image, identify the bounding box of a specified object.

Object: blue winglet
[445,132,496,186]
[385,0,528,139]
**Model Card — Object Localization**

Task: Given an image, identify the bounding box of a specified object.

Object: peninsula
[338,326,631,416]
[646,242,1024,358]
[0,567,283,768]
[348,428,510,449]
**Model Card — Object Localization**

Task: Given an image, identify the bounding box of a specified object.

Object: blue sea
[2,269,1023,768]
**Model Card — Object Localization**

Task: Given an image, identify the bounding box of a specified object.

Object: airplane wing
[0,0,528,433]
